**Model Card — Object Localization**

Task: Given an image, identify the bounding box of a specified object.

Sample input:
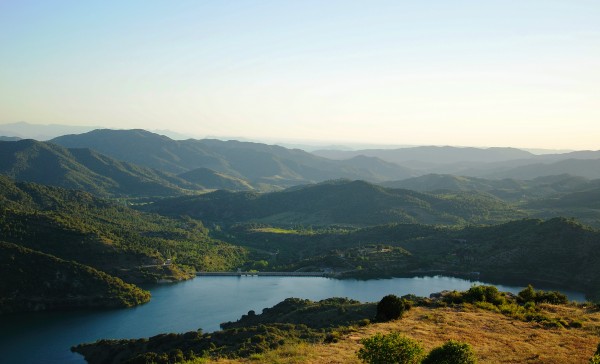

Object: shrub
[464,285,504,306]
[357,332,424,364]
[358,318,371,326]
[518,284,568,305]
[518,285,536,303]
[422,340,477,364]
[443,286,504,306]
[591,354,600,364]
[376,295,408,322]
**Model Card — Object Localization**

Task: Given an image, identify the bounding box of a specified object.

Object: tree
[464,285,504,305]
[357,332,424,364]
[422,340,477,364]
[518,284,536,303]
[376,294,407,322]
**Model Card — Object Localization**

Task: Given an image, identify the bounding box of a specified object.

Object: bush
[422,340,477,364]
[443,286,504,306]
[591,354,600,364]
[463,285,504,306]
[376,295,408,322]
[518,284,567,305]
[357,332,424,364]
[518,285,536,303]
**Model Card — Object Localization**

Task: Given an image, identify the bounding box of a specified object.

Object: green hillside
[0,241,150,314]
[147,180,521,226]
[0,176,247,285]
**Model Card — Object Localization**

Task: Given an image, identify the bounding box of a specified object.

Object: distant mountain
[0,139,199,197]
[0,136,21,141]
[313,146,534,166]
[146,180,520,226]
[0,122,194,141]
[313,145,600,180]
[51,129,414,186]
[178,168,254,191]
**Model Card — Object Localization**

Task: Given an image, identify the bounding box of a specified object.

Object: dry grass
[202,304,600,364]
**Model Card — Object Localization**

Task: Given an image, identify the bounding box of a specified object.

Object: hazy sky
[1,1,599,149]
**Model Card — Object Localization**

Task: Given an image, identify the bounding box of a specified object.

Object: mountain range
[51,128,600,182]
[1,127,599,197]
[51,129,414,187]
[313,146,600,179]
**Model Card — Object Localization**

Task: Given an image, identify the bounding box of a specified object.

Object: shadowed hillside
[146,180,521,226]
[0,139,200,196]
[0,241,150,314]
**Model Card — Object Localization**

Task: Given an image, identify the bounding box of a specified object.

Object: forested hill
[0,139,201,197]
[0,176,247,313]
[51,129,414,187]
[385,218,600,297]
[145,180,521,226]
[0,241,150,314]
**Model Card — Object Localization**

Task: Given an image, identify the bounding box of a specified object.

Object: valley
[1,128,600,363]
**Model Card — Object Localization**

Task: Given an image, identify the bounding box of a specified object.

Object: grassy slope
[208,305,600,364]
[73,291,600,364]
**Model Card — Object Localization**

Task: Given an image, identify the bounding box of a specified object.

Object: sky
[1,0,599,149]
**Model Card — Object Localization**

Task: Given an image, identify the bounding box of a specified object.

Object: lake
[1,275,586,364]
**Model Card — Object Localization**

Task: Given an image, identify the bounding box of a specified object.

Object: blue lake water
[1,275,586,364]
